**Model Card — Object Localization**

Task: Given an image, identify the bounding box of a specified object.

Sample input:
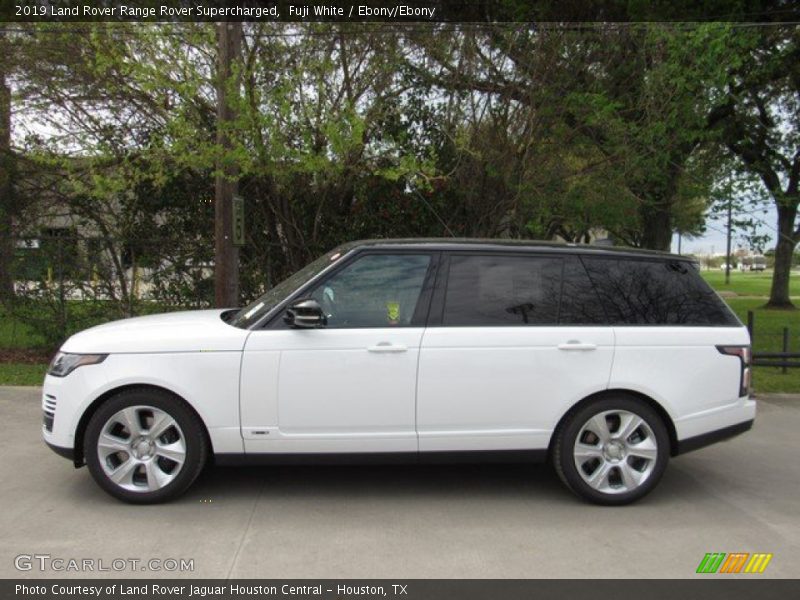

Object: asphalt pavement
[1,386,798,579]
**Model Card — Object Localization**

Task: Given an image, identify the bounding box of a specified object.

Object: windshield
[229,245,352,328]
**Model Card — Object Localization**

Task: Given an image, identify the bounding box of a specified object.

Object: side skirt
[214,449,548,467]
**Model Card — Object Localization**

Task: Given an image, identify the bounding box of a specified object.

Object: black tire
[84,388,208,504]
[553,395,670,506]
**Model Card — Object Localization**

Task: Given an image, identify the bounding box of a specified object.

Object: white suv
[42,239,755,505]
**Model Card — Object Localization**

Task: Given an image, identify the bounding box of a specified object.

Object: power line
[0,20,798,37]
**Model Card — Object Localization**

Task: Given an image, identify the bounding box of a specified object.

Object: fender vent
[43,394,57,432]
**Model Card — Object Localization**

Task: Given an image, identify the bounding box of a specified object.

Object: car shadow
[189,461,568,503]
[184,453,732,507]
[66,454,727,507]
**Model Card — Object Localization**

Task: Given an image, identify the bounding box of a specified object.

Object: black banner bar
[4,580,800,600]
[2,0,800,23]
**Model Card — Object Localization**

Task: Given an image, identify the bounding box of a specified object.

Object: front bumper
[41,366,108,468]
[45,439,75,462]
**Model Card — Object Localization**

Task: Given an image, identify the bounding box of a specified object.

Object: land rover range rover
[42,239,755,504]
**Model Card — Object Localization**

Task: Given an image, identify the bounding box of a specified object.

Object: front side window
[230,245,353,329]
[443,254,563,326]
[308,254,431,328]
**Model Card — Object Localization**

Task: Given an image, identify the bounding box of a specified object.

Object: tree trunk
[214,22,242,308]
[639,200,673,251]
[0,47,14,302]
[766,202,798,309]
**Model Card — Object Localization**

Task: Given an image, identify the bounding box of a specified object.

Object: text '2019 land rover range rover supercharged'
[43,239,755,505]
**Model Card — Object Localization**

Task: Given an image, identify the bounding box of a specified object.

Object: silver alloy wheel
[97,405,187,493]
[573,409,658,494]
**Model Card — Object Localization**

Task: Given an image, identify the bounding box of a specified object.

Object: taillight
[716,345,751,397]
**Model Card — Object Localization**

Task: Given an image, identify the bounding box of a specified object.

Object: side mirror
[284,298,327,329]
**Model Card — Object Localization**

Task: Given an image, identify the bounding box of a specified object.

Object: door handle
[557,341,597,351]
[367,342,408,353]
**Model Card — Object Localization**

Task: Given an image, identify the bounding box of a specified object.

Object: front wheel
[553,396,669,505]
[84,389,207,503]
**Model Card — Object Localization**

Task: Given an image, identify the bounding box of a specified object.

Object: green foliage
[0,363,47,387]
[4,22,796,311]
[0,305,45,349]
[705,24,799,306]
[557,24,743,247]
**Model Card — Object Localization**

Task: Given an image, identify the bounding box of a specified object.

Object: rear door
[582,256,749,430]
[416,252,615,452]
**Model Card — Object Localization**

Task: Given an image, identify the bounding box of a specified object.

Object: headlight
[47,352,108,378]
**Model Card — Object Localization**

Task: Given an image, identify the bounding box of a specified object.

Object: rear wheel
[84,389,207,503]
[553,395,669,505]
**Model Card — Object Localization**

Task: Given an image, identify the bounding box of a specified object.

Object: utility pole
[725,197,733,285]
[214,22,242,308]
[0,29,15,302]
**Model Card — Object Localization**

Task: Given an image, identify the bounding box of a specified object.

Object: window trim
[426,252,451,327]
[264,249,440,330]
[249,246,740,331]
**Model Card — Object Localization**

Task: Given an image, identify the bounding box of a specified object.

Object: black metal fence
[3,233,217,349]
[3,232,302,349]
[747,310,800,372]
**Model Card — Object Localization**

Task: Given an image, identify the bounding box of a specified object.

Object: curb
[755,393,800,402]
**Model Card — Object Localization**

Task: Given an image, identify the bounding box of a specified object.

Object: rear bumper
[673,395,756,451]
[674,419,753,456]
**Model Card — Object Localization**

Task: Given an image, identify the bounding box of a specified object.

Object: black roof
[343,238,688,261]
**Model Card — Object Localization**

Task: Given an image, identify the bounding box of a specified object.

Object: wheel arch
[72,383,212,468]
[549,388,679,459]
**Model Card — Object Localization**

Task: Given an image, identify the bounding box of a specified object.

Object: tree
[228,23,447,290]
[8,20,795,326]
[411,23,743,250]
[3,23,219,343]
[714,26,800,308]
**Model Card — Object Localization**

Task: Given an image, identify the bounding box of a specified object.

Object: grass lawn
[724,297,798,394]
[0,307,46,349]
[700,268,800,297]
[0,306,50,387]
[0,363,48,386]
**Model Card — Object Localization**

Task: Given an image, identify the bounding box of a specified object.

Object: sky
[673,204,778,257]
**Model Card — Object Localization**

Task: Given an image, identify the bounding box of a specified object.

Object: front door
[241,252,435,454]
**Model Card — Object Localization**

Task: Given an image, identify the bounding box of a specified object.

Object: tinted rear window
[443,254,562,326]
[580,257,740,326]
[559,256,608,325]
